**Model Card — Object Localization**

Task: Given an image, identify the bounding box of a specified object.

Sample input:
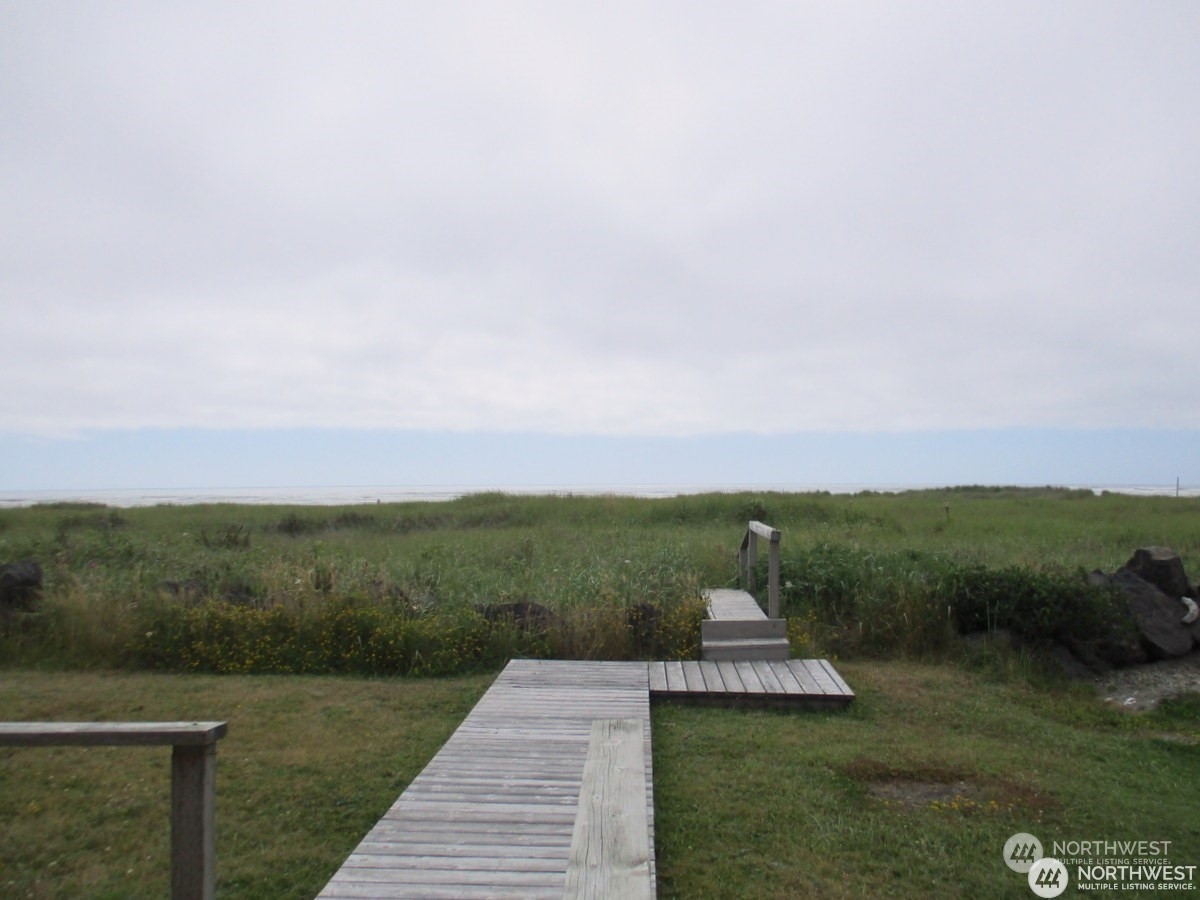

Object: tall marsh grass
[2,489,1197,674]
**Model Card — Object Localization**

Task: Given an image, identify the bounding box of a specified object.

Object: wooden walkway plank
[697,661,727,693]
[799,658,839,694]
[767,660,804,694]
[715,659,745,693]
[704,588,767,621]
[663,661,687,694]
[563,718,653,900]
[680,661,707,693]
[785,659,824,694]
[752,660,787,694]
[647,661,669,694]
[733,660,767,694]
[818,659,856,697]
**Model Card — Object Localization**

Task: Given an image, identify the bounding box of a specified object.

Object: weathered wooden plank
[647,662,669,694]
[703,588,767,621]
[680,661,707,693]
[752,660,787,694]
[785,659,824,694]
[663,660,687,693]
[767,660,804,694]
[800,658,838,694]
[715,659,745,693]
[563,719,652,900]
[697,661,727,693]
[818,658,855,697]
[326,866,566,885]
[340,853,567,871]
[747,520,780,541]
[733,660,766,694]
[701,618,787,641]
[321,883,561,900]
[354,840,569,857]
[0,722,227,747]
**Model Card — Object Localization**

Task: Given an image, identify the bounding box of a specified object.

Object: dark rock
[1124,547,1192,600]
[1080,570,1150,666]
[158,579,206,605]
[476,601,559,634]
[1111,569,1193,659]
[626,602,662,656]
[0,560,43,612]
[1047,642,1097,680]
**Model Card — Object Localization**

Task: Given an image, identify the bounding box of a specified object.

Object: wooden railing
[739,520,781,618]
[0,721,228,900]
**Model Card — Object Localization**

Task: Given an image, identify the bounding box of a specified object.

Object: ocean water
[1,482,1196,508]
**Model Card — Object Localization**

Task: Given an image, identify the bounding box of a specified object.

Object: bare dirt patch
[842,759,1054,814]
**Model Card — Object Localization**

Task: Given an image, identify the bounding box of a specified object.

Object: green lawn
[2,661,1197,898]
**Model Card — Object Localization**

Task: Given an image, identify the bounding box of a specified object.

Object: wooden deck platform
[319,655,853,898]
[647,659,854,709]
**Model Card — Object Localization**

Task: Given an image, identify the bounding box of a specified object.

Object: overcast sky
[3,2,1198,491]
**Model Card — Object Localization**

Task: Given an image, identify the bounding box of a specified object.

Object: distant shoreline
[2,482,1197,508]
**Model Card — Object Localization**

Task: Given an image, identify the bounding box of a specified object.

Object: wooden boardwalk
[701,588,790,660]
[317,659,653,900]
[319,656,853,898]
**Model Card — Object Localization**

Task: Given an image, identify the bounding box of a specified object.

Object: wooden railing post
[745,530,758,593]
[767,530,780,619]
[744,521,782,618]
[0,722,226,900]
[172,742,218,900]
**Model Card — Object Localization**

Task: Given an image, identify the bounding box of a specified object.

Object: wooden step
[701,637,790,661]
[702,618,787,642]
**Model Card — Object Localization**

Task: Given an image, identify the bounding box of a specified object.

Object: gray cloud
[3,1,1198,439]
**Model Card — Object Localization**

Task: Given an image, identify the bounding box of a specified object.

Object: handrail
[738,520,781,618]
[0,721,228,900]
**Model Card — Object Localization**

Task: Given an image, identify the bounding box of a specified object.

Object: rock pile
[0,559,43,626]
[1089,546,1200,664]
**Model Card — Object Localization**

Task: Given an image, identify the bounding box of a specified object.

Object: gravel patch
[1094,652,1200,710]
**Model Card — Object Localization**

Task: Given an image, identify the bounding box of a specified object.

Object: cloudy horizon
[3,2,1198,491]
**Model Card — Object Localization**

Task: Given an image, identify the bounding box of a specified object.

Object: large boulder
[0,560,43,613]
[1107,569,1194,659]
[476,601,559,634]
[1124,547,1192,600]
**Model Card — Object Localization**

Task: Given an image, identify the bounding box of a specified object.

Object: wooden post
[172,743,218,900]
[745,529,758,593]
[768,531,780,619]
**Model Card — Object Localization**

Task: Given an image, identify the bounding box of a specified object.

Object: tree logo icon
[1028,857,1069,898]
[1003,832,1044,874]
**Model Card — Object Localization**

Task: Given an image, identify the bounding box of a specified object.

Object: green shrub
[774,543,1133,659]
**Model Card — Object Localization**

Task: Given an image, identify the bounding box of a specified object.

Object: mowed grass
[653,661,1200,898]
[0,670,493,900]
[3,662,1199,898]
